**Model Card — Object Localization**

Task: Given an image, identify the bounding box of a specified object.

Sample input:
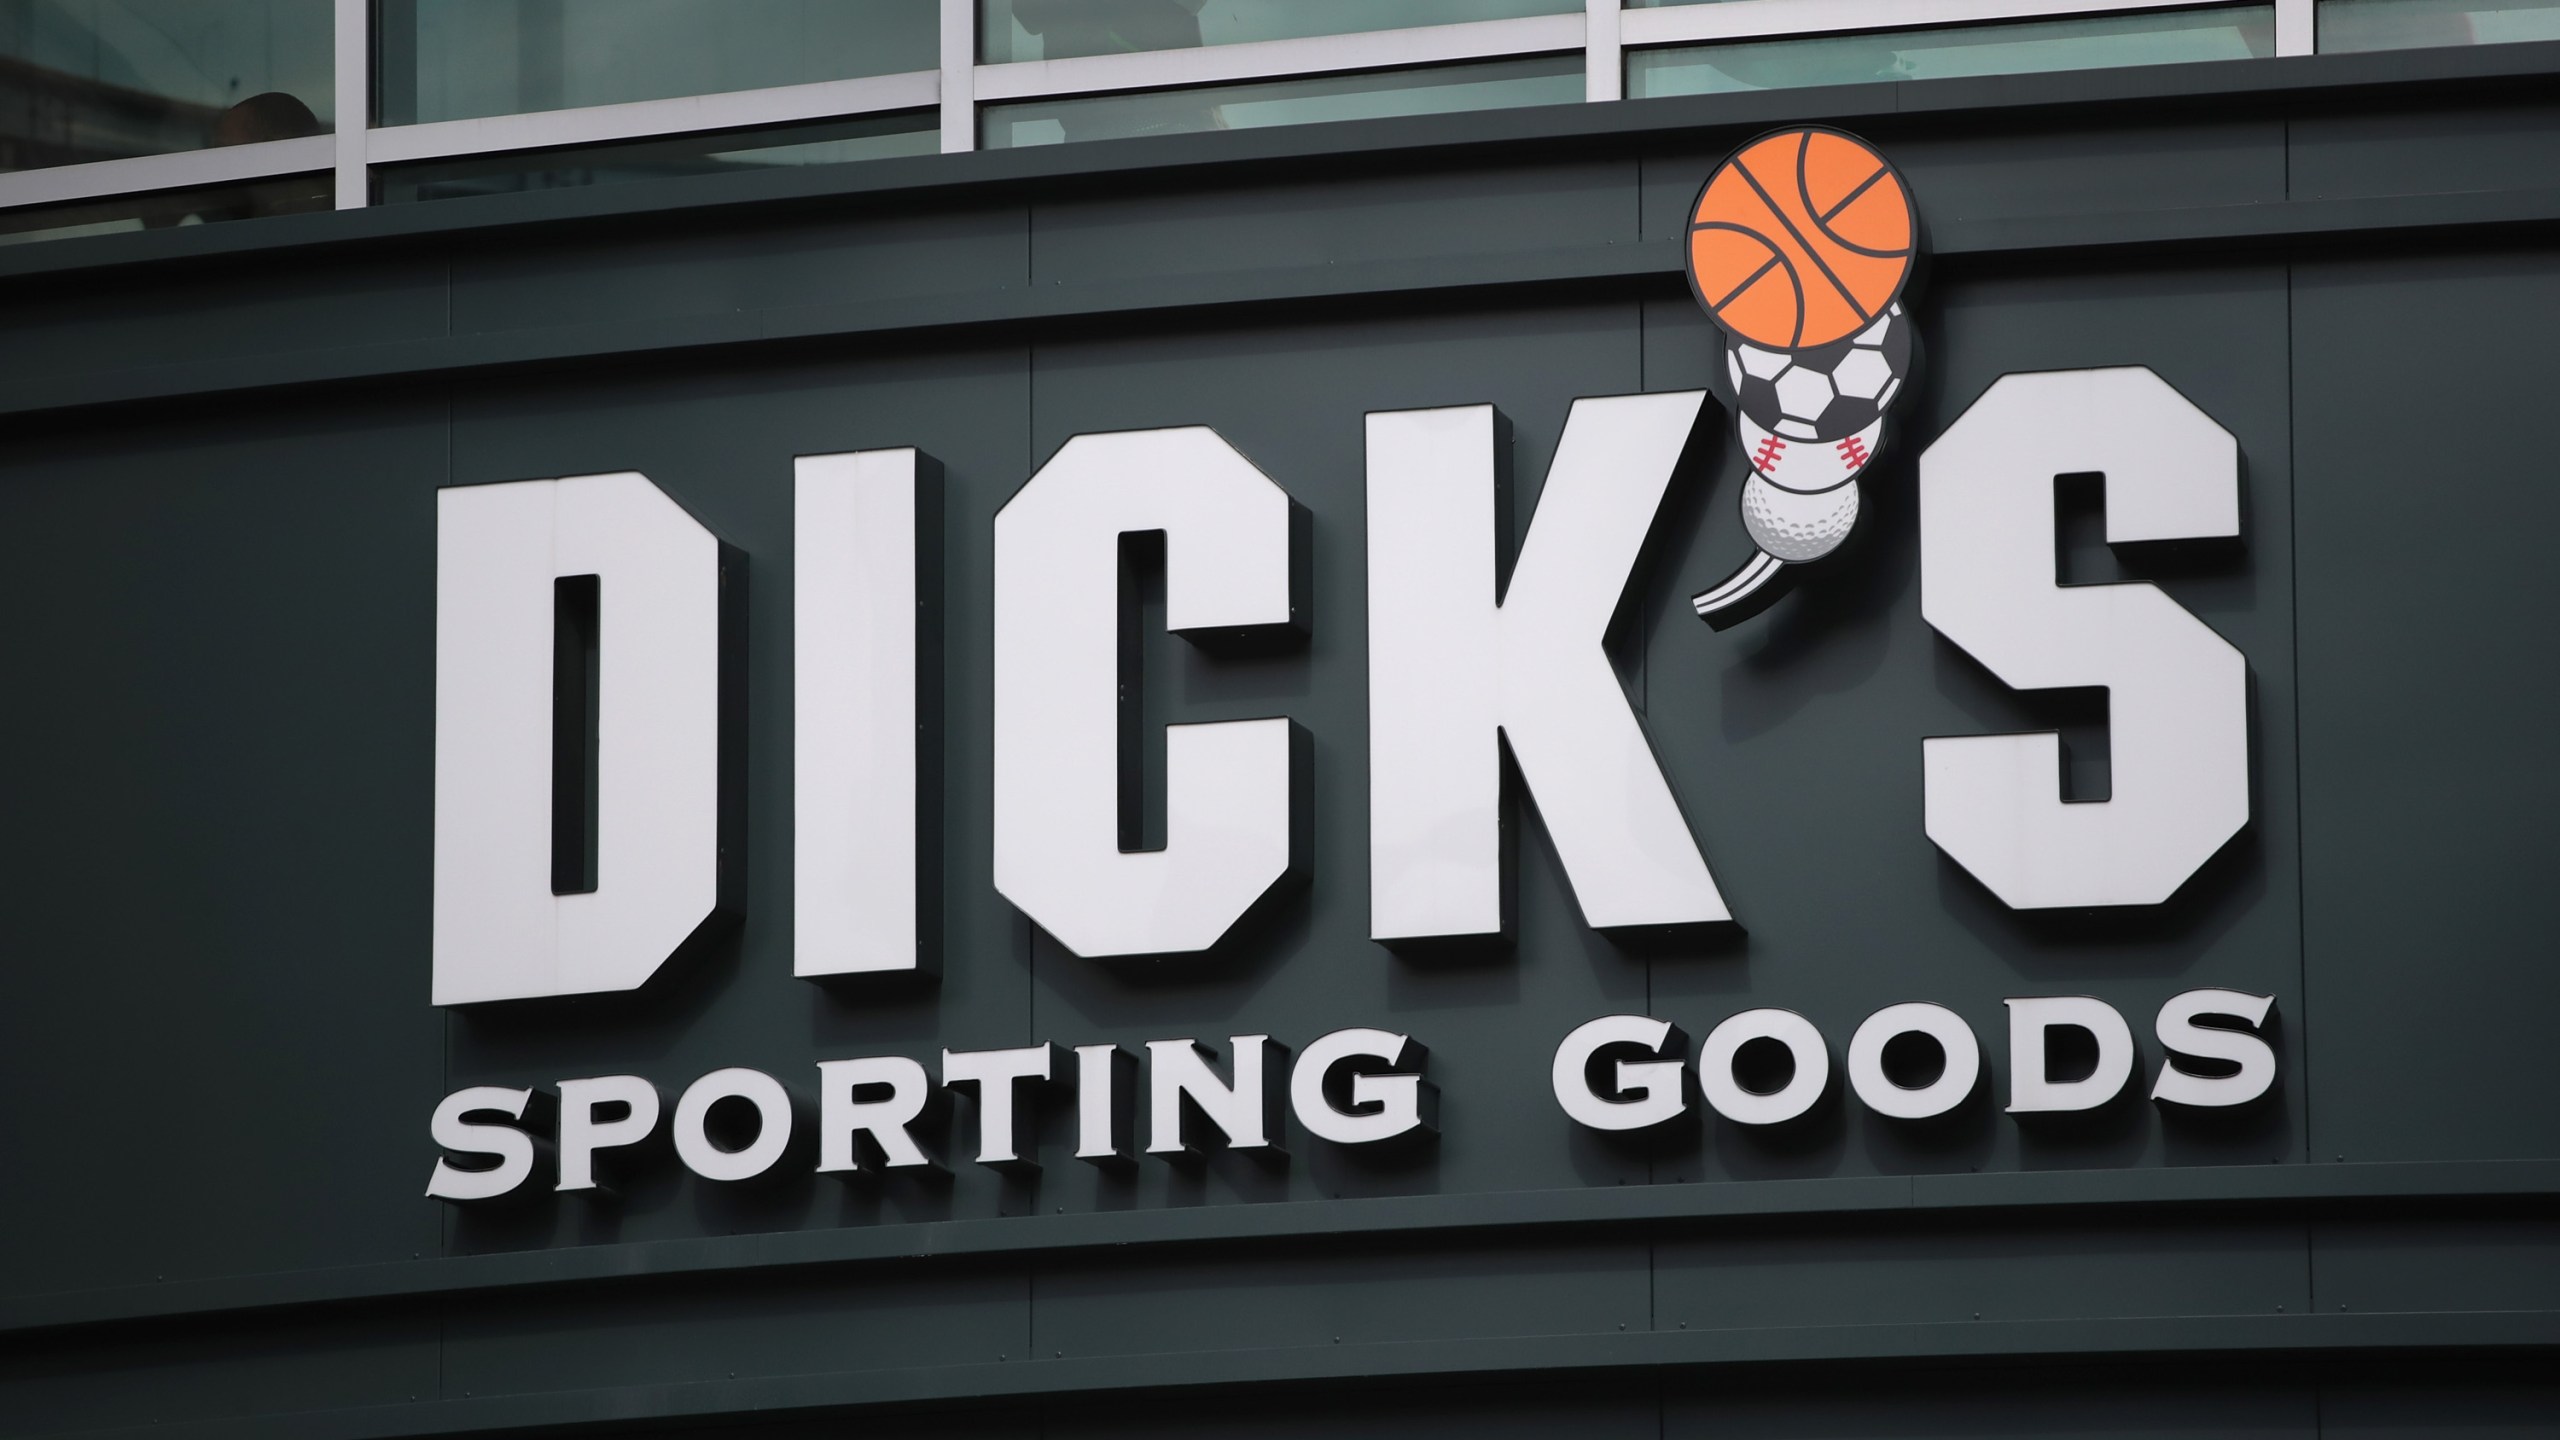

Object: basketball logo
[1686,127,1925,630]
[1687,128,1915,351]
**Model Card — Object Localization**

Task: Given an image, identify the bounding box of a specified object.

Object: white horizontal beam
[1622,0,2248,47]
[367,69,940,166]
[973,12,1586,103]
[0,135,334,211]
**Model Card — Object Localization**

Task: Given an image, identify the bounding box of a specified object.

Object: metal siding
[0,255,448,386]
[0,397,449,1296]
[2291,251,2560,1167]
[445,204,1034,337]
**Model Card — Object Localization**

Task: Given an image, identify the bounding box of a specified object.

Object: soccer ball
[1726,303,1915,444]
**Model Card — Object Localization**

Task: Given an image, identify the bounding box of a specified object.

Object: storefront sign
[423,130,2261,1202]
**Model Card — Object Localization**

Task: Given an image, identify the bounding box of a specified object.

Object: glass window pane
[0,172,328,242]
[377,111,935,203]
[2319,0,2560,50]
[980,0,1578,64]
[982,54,1579,148]
[0,0,333,174]
[1627,7,2276,97]
[382,0,938,126]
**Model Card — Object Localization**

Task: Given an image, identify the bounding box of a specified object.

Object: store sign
[428,986,2277,1200]
[423,128,2261,1201]
[432,367,2249,1001]
[1684,125,1926,625]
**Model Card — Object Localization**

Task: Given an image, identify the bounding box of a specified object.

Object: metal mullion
[0,137,336,213]
[971,12,1587,104]
[1622,0,2266,47]
[2276,0,2315,54]
[1587,0,1624,102]
[941,0,976,154]
[335,0,370,207]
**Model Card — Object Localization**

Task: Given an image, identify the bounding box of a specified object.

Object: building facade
[3,4,2556,1438]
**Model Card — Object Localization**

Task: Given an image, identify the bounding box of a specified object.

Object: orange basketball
[1686,127,1915,351]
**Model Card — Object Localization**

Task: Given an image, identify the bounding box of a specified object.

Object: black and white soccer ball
[1726,303,1915,444]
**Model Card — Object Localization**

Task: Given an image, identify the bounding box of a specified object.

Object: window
[379,0,937,125]
[376,112,935,203]
[0,0,2357,239]
[983,54,1579,148]
[2319,0,2560,50]
[0,172,325,239]
[0,0,332,173]
[1628,7,2277,95]
[980,0,1577,64]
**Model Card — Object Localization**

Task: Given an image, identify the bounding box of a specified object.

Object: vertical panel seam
[440,379,456,1273]
[2304,122,2324,1178]
[2286,180,2321,1325]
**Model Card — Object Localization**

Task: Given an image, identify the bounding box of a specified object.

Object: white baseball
[1737,411,1884,495]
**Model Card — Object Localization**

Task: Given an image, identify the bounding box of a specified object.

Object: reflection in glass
[984,55,1578,147]
[0,0,333,173]
[380,0,937,126]
[2320,0,2560,49]
[0,172,327,243]
[377,112,935,203]
[1628,8,2276,96]
[980,0,1577,64]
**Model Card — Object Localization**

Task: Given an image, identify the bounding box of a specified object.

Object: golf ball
[1742,475,1860,562]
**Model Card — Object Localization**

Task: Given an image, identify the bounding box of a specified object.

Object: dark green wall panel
[2311,1218,2560,1315]
[2321,1381,2560,1436]
[438,1266,1030,1398]
[1047,1388,1659,1438]
[0,1302,436,1435]
[0,256,448,386]
[0,398,449,1295]
[1027,158,1640,288]
[1656,1218,2309,1331]
[2291,251,2560,1166]
[445,204,1034,336]
[1029,1241,1648,1360]
[1664,1376,2317,1439]
[2287,101,2560,201]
